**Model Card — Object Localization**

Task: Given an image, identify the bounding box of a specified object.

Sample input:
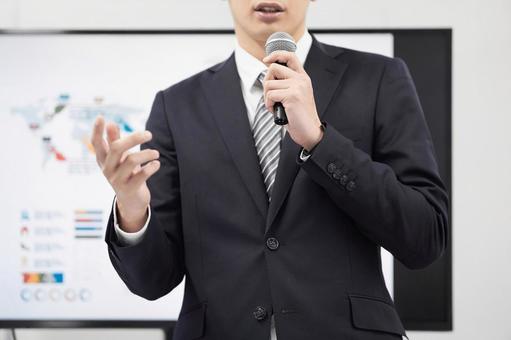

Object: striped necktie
[252,71,283,202]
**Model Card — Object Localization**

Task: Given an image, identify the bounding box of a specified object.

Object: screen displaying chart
[0,32,394,322]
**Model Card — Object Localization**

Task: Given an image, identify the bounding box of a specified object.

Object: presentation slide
[0,32,393,322]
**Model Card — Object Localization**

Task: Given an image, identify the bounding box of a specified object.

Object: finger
[103,130,153,176]
[263,79,292,92]
[114,149,160,183]
[91,115,109,165]
[263,51,304,73]
[265,63,297,81]
[106,122,130,162]
[265,89,290,111]
[263,79,292,103]
[106,121,120,146]
[129,160,161,188]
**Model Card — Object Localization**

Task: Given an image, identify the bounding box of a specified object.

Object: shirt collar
[235,30,313,91]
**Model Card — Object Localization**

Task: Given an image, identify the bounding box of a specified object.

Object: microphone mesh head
[265,32,297,56]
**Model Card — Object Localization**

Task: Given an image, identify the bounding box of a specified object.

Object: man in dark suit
[91,1,449,339]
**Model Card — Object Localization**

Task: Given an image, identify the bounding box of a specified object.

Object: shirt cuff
[112,196,151,246]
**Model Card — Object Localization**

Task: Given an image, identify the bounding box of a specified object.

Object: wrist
[303,121,325,151]
[116,200,148,232]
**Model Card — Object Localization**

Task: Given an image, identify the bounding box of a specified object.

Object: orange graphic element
[83,135,95,154]
[23,273,41,283]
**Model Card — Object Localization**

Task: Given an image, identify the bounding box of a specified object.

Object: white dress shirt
[113,30,314,340]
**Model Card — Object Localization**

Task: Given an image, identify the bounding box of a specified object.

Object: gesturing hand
[262,51,324,151]
[90,115,160,232]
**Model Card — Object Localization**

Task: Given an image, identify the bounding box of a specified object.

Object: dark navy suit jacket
[105,34,449,340]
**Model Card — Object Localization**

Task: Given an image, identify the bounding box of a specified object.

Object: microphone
[264,32,297,126]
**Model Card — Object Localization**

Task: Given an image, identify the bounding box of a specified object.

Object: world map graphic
[12,93,144,174]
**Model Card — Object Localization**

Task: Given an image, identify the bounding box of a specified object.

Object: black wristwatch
[302,121,326,156]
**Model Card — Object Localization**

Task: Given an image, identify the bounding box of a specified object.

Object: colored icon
[21,210,30,220]
[20,289,31,302]
[79,289,92,302]
[49,289,61,302]
[20,226,29,236]
[64,289,76,302]
[34,289,46,301]
[23,272,64,284]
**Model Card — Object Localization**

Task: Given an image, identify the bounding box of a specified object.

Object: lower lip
[255,10,284,23]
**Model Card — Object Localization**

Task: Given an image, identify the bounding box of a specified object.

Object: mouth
[254,2,285,22]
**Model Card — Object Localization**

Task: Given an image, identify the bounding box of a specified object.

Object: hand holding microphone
[262,32,324,151]
[264,32,297,125]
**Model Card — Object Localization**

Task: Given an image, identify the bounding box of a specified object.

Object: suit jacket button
[346,180,357,191]
[327,163,336,174]
[332,169,343,179]
[339,174,349,185]
[253,306,267,321]
[266,237,279,250]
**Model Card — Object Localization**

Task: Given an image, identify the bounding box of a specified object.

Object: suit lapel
[201,54,269,222]
[264,35,349,234]
[201,36,349,234]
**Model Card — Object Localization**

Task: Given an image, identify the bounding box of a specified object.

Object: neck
[236,26,306,62]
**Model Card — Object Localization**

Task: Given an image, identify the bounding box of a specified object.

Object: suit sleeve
[298,57,449,270]
[104,90,185,300]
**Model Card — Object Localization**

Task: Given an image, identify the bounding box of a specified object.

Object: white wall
[1,0,511,339]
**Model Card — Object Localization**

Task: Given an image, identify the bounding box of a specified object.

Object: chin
[251,22,289,40]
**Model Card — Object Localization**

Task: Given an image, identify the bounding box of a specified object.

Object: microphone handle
[272,61,289,125]
[273,102,288,125]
